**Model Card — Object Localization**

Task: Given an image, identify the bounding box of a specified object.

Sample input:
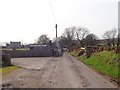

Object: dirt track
[2,53,117,88]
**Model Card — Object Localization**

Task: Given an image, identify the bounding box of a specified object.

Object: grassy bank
[0,65,20,76]
[70,51,119,80]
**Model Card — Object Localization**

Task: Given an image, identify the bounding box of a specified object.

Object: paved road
[2,53,117,88]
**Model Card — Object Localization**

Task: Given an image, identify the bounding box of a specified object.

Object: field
[1,48,30,51]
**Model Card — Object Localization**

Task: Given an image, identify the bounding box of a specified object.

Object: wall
[4,46,52,58]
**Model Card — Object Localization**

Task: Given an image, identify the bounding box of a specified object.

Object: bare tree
[75,27,89,46]
[61,26,89,48]
[102,31,112,46]
[102,29,117,47]
[111,28,117,47]
[84,34,98,46]
[62,26,76,43]
[58,36,69,48]
[37,34,50,45]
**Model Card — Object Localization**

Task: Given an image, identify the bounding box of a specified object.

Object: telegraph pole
[55,24,57,38]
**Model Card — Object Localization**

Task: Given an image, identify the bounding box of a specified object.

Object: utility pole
[55,24,57,38]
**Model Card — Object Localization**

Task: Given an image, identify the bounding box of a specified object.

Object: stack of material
[2,54,11,67]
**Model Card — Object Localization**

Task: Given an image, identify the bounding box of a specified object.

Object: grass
[1,48,30,51]
[0,48,13,51]
[0,65,20,76]
[16,48,30,51]
[69,51,78,57]
[70,51,119,80]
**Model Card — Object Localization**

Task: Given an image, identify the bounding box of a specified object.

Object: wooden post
[55,24,57,38]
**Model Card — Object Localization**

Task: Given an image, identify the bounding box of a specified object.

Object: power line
[49,0,58,38]
[49,0,62,56]
[49,0,57,24]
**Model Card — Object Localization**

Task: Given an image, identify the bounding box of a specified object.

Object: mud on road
[2,53,117,88]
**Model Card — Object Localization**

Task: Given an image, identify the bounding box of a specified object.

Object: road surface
[2,53,117,88]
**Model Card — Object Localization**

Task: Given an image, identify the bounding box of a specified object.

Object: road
[2,53,117,88]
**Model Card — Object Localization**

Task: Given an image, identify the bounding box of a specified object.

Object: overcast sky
[0,0,118,44]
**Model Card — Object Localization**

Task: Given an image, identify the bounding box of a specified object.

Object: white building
[7,41,21,49]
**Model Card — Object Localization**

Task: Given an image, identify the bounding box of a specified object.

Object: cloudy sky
[0,0,118,44]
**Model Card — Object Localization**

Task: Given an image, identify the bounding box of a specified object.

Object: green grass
[0,65,20,76]
[1,48,30,51]
[69,51,78,57]
[70,51,119,80]
[16,48,30,51]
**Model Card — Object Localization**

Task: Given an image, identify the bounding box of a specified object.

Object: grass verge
[0,65,20,76]
[70,51,119,80]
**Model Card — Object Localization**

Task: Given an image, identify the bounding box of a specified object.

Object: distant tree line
[102,28,117,47]
[36,26,119,51]
[36,34,50,45]
[57,26,98,49]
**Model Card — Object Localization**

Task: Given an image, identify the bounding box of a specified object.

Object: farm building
[6,41,22,49]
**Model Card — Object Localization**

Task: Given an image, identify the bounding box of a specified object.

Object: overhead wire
[49,0,57,24]
[49,0,62,56]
